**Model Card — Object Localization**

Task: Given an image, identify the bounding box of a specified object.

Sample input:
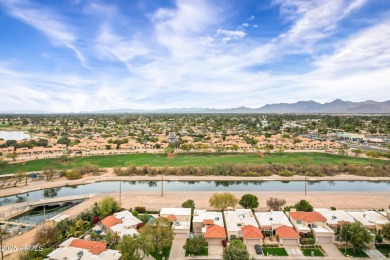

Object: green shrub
[135,206,146,213]
[66,169,81,180]
[376,235,383,243]
[330,207,336,210]
[132,210,139,217]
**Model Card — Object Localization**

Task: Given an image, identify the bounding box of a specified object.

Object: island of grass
[339,248,369,258]
[301,248,324,256]
[262,247,288,256]
[1,152,387,174]
[185,247,208,256]
[376,246,390,258]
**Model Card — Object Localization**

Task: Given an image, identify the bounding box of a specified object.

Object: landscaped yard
[150,247,171,260]
[301,248,324,256]
[1,152,384,173]
[339,248,369,257]
[263,247,288,256]
[185,247,208,256]
[377,247,390,258]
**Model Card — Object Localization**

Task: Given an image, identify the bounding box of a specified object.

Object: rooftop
[275,225,300,239]
[255,211,292,229]
[193,210,224,227]
[224,209,258,232]
[289,211,327,223]
[241,225,264,239]
[314,208,355,227]
[204,224,226,239]
[347,211,390,227]
[160,207,191,216]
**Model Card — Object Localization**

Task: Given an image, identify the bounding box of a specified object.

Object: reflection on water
[0,180,389,207]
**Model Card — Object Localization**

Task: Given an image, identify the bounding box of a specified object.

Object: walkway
[321,244,344,258]
[284,246,304,257]
[365,249,386,259]
[169,233,187,260]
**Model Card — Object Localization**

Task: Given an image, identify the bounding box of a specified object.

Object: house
[47,237,121,260]
[160,208,191,236]
[288,211,335,244]
[203,224,227,245]
[241,225,264,245]
[255,211,293,232]
[274,225,300,245]
[192,210,224,236]
[314,208,355,232]
[223,209,259,240]
[168,132,178,143]
[100,210,143,237]
[347,211,390,233]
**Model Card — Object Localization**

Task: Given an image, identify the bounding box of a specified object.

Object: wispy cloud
[0,0,87,66]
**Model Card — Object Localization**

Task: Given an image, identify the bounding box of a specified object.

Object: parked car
[255,244,262,255]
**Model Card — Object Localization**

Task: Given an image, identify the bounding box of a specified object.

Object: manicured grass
[1,152,385,174]
[339,248,369,257]
[302,248,324,256]
[263,247,288,256]
[377,247,390,258]
[150,247,171,260]
[185,247,208,256]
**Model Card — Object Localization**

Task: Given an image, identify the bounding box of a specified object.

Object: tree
[209,193,238,211]
[182,199,195,215]
[294,199,313,212]
[351,149,362,157]
[222,239,251,260]
[140,217,174,255]
[6,152,17,161]
[266,197,286,211]
[183,235,207,255]
[117,234,153,260]
[381,223,390,239]
[98,196,120,218]
[164,147,175,157]
[34,225,57,248]
[340,222,372,252]
[42,166,56,181]
[239,194,259,210]
[13,172,24,187]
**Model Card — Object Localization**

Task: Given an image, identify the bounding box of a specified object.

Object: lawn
[377,247,390,258]
[339,248,369,257]
[150,247,171,260]
[185,247,208,256]
[301,248,324,256]
[1,152,385,174]
[263,247,288,256]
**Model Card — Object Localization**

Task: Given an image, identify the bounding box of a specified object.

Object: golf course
[1,152,387,174]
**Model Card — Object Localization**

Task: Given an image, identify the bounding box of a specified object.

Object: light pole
[305,173,307,196]
[0,227,3,260]
[119,180,122,206]
[161,167,163,197]
[344,230,348,255]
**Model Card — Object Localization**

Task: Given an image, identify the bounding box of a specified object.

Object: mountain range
[1,100,389,114]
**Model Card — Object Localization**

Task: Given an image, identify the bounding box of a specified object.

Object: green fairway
[1,152,386,174]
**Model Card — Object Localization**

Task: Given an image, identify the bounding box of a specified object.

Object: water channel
[1,180,389,207]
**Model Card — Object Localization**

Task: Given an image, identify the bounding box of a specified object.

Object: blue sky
[0,0,389,112]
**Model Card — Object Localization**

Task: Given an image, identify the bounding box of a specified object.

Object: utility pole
[0,227,3,260]
[305,173,307,196]
[161,170,163,197]
[119,180,122,206]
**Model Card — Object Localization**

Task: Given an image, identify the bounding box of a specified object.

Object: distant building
[168,132,178,143]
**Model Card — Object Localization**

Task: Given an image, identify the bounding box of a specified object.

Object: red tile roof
[241,225,264,239]
[289,212,326,223]
[167,214,177,221]
[101,215,122,228]
[204,225,226,239]
[275,225,300,239]
[69,239,107,255]
[203,219,214,225]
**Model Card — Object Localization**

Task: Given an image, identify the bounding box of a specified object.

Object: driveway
[284,246,304,257]
[169,233,187,260]
[365,249,386,259]
[321,244,344,258]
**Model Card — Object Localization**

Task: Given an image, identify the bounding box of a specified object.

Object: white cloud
[0,0,87,66]
[216,29,246,42]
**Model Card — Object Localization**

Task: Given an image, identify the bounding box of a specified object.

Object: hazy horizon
[1,0,389,112]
